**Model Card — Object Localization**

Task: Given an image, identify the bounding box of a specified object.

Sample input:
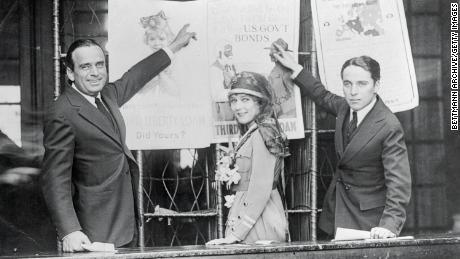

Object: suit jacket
[294,69,411,236]
[41,49,171,246]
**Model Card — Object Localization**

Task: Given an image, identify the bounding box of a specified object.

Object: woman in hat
[206,71,290,245]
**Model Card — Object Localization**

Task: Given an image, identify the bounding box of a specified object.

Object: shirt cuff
[62,231,78,241]
[162,47,174,61]
[290,64,304,79]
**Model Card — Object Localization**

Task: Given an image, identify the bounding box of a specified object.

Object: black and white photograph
[0,0,458,258]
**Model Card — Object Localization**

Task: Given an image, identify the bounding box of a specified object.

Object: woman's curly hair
[229,72,290,157]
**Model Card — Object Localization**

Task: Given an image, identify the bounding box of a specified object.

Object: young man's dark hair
[341,55,381,82]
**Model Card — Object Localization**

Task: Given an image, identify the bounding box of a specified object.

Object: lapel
[101,94,125,143]
[339,97,386,165]
[101,93,136,162]
[64,86,123,147]
[335,107,348,157]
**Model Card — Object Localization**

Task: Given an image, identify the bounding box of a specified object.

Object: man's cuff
[162,47,174,61]
[62,230,79,241]
[378,220,401,236]
[290,64,304,79]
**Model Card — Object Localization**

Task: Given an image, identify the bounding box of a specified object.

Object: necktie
[95,97,116,129]
[346,111,358,145]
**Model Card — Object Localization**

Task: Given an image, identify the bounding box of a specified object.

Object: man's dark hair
[340,55,380,82]
[65,39,104,71]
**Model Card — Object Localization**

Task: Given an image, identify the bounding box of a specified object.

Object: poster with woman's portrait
[109,0,211,149]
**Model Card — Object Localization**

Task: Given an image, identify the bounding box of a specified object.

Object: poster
[109,0,302,149]
[208,0,303,143]
[311,0,418,112]
[109,0,211,149]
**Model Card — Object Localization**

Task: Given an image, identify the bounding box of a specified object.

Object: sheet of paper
[254,240,278,245]
[333,227,415,241]
[333,227,371,241]
[81,242,116,252]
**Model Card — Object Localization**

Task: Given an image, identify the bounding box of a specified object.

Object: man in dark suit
[41,25,196,252]
[273,45,411,239]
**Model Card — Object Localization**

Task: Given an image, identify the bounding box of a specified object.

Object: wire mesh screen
[140,148,218,246]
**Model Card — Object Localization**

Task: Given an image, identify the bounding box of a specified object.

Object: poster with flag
[311,0,418,112]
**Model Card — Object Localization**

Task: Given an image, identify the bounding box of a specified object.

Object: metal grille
[138,149,219,246]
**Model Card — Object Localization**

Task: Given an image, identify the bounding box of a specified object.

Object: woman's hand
[205,235,239,245]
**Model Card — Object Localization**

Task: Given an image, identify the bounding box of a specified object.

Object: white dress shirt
[289,64,377,126]
[353,96,377,126]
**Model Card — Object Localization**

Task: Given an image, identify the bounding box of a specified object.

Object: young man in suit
[41,25,196,252]
[272,45,411,239]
